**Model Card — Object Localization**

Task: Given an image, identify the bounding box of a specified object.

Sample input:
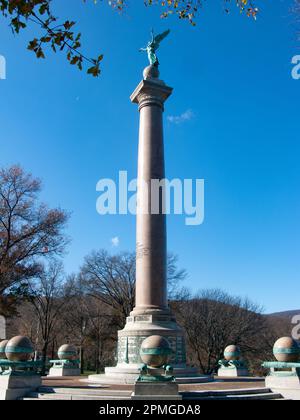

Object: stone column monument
[132,65,170,316]
[112,64,187,365]
[89,31,207,384]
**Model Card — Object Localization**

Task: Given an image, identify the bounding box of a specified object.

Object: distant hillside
[264,310,299,340]
[268,310,300,319]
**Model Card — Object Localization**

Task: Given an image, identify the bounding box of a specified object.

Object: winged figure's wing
[154,29,170,45]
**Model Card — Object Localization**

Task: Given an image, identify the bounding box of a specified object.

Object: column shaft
[130,78,173,315]
[135,103,167,312]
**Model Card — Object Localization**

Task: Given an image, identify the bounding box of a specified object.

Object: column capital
[130,79,173,111]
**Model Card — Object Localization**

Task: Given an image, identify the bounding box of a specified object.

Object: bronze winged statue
[139,29,170,67]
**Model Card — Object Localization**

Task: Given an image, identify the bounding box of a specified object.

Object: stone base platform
[218,367,249,378]
[0,373,41,400]
[91,308,213,385]
[131,381,182,400]
[262,361,300,400]
[88,364,213,385]
[19,376,283,400]
[265,374,300,400]
[48,367,81,377]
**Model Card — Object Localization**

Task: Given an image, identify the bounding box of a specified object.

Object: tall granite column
[92,65,202,383]
[132,65,171,315]
[113,65,186,369]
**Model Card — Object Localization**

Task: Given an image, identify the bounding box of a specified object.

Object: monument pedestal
[263,362,300,400]
[217,357,249,378]
[265,374,300,400]
[48,367,81,377]
[131,381,182,400]
[113,310,186,368]
[89,309,208,384]
[0,373,41,400]
[217,366,249,377]
[48,360,80,377]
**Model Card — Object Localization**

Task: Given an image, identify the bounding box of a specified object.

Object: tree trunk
[51,340,55,360]
[41,342,48,376]
[95,346,100,374]
[80,346,84,374]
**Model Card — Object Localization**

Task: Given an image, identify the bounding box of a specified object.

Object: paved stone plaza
[18,376,285,400]
[44,375,266,391]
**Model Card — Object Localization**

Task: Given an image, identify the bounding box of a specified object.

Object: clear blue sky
[1,1,299,313]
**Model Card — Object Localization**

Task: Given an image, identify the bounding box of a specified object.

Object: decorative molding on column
[130,79,173,112]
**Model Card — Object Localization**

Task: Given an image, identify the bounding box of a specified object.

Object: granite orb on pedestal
[263,337,300,400]
[5,336,34,362]
[224,344,241,361]
[273,337,300,363]
[57,344,78,361]
[48,344,80,377]
[218,344,249,377]
[132,335,181,400]
[0,337,41,400]
[140,335,172,368]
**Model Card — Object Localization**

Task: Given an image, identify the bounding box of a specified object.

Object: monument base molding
[131,381,182,400]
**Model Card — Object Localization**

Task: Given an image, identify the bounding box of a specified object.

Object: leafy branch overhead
[143,0,259,24]
[0,1,259,77]
[0,0,104,76]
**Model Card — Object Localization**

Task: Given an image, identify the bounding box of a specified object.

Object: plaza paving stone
[41,375,265,393]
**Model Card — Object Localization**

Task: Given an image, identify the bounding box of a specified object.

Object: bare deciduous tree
[79,250,187,328]
[0,166,69,305]
[61,277,116,374]
[175,289,269,374]
[25,260,72,374]
[6,281,294,376]
[79,251,135,329]
[167,254,188,301]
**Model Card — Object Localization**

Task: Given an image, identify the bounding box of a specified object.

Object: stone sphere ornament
[5,336,34,362]
[140,335,172,368]
[0,339,9,359]
[143,64,160,80]
[273,337,300,363]
[57,344,78,361]
[224,345,241,361]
